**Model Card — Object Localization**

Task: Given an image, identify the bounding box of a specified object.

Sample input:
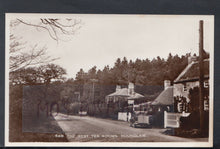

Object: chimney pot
[164,80,171,90]
[188,56,197,64]
[128,82,134,95]
[116,85,121,92]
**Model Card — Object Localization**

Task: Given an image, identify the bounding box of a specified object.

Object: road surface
[53,113,208,142]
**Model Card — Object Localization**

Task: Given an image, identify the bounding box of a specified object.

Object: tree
[121,57,129,82]
[10,67,39,85]
[9,35,57,72]
[9,18,82,72]
[113,58,123,83]
[88,66,97,79]
[10,64,67,85]
[38,64,66,84]
[74,53,189,86]
[15,18,82,42]
[98,65,116,84]
[75,68,87,83]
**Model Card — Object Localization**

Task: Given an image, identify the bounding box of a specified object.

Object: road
[53,113,208,142]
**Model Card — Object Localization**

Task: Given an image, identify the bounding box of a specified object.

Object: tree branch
[17,18,82,42]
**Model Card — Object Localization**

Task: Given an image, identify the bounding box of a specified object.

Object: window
[183,83,187,92]
[167,106,170,111]
[204,100,209,111]
[177,102,183,113]
[158,107,161,112]
[204,80,209,88]
[204,95,209,111]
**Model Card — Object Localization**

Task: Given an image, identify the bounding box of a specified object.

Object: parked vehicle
[129,104,153,128]
[79,111,87,116]
[130,113,153,128]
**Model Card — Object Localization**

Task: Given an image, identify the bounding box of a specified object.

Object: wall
[118,112,131,122]
[173,81,199,98]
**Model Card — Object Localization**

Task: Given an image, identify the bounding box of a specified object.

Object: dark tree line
[10,63,66,85]
[74,53,190,86]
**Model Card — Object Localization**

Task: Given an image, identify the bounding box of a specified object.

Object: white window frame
[183,83,187,92]
[204,80,209,88]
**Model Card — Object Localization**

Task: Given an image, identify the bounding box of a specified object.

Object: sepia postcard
[5,13,214,147]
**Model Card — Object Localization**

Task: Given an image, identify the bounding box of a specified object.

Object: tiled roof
[107,88,130,97]
[127,93,145,99]
[174,59,209,83]
[106,88,144,99]
[151,86,174,105]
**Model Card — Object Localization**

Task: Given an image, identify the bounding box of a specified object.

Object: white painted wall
[118,112,131,122]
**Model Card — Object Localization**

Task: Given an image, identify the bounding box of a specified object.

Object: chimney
[188,55,197,64]
[164,80,171,90]
[128,82,134,95]
[116,85,121,92]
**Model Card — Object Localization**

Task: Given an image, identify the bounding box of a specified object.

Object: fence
[164,111,191,128]
[164,111,182,128]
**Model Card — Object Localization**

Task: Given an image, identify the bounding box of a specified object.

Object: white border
[5,13,214,147]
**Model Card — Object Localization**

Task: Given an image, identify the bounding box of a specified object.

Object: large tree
[74,53,189,86]
[38,64,66,84]
[10,64,66,85]
[9,34,57,72]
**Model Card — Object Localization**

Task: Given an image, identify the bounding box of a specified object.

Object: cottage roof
[106,88,144,99]
[107,88,130,97]
[174,59,209,83]
[127,92,144,99]
[151,86,174,105]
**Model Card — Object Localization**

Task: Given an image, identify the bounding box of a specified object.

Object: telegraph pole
[199,20,205,134]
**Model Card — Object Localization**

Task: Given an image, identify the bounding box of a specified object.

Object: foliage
[16,18,82,42]
[178,86,209,136]
[10,64,66,85]
[9,84,68,142]
[9,34,57,72]
[71,53,190,115]
[74,53,189,86]
[10,18,82,72]
[188,86,209,113]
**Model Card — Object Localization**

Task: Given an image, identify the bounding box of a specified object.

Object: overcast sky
[8,14,214,78]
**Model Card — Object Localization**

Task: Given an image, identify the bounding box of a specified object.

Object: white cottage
[173,56,209,113]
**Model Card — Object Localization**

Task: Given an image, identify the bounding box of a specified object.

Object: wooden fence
[164,111,190,128]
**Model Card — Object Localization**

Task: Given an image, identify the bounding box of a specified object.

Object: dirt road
[53,113,208,142]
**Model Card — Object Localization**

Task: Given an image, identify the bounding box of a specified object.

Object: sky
[7,14,214,79]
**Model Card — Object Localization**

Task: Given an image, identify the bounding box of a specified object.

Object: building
[105,82,144,112]
[163,56,210,131]
[105,83,144,121]
[105,82,144,104]
[173,56,209,113]
[150,80,174,127]
[151,80,174,110]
